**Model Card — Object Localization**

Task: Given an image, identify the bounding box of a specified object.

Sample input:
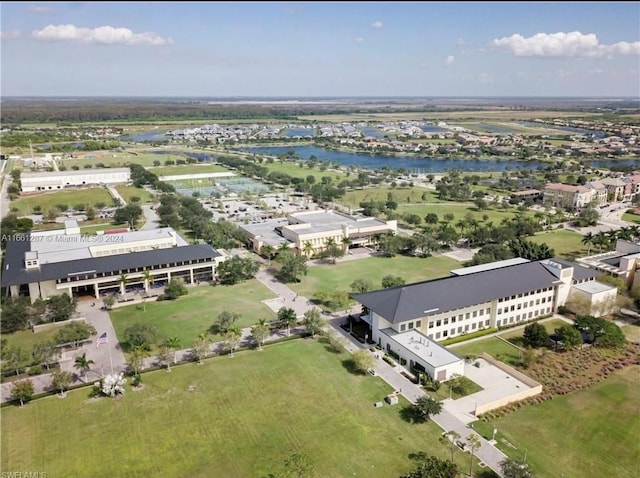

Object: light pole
[492,427,497,441]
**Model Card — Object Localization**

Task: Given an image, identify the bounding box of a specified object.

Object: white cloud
[371,21,383,29]
[355,37,364,43]
[32,24,174,46]
[1,30,21,40]
[28,5,53,12]
[492,31,640,58]
[444,55,455,66]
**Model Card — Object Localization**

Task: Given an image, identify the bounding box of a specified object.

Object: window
[436,320,442,327]
[428,321,434,329]
[485,320,490,326]
[496,320,501,327]
[510,305,515,312]
[451,317,456,323]
[485,308,490,315]
[400,324,406,332]
[464,325,469,331]
[416,320,421,328]
[408,322,414,330]
[472,311,478,318]
[529,300,534,307]
[517,304,522,310]
[444,318,449,325]
[528,312,533,318]
[465,312,470,320]
[541,297,546,304]
[497,308,502,315]
[451,328,455,336]
[471,323,476,330]
[536,299,540,305]
[435,332,441,339]
[458,326,463,333]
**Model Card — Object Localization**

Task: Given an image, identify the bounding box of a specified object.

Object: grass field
[528,229,589,260]
[147,164,231,176]
[61,152,177,169]
[296,111,604,122]
[621,211,640,224]
[395,203,532,227]
[497,319,569,342]
[114,185,156,204]
[0,326,66,370]
[259,160,346,182]
[340,186,443,208]
[0,339,486,478]
[450,337,522,366]
[10,188,114,215]
[288,255,459,302]
[481,366,640,478]
[621,322,640,343]
[109,281,278,351]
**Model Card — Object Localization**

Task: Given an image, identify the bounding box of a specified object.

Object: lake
[243,145,546,172]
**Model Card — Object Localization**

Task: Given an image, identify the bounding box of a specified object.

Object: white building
[20,168,131,192]
[1,221,226,303]
[353,258,612,378]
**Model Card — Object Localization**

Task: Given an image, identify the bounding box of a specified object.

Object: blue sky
[1,2,639,97]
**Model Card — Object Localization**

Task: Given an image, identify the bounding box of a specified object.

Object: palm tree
[251,319,270,351]
[593,231,608,252]
[119,273,129,301]
[324,236,336,253]
[341,236,351,252]
[261,244,275,266]
[166,336,181,365]
[74,353,94,382]
[582,231,594,255]
[439,430,461,463]
[142,269,153,293]
[278,307,297,337]
[466,434,482,477]
[303,241,314,259]
[225,324,242,357]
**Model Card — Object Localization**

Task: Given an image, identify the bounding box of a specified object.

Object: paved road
[140,204,160,230]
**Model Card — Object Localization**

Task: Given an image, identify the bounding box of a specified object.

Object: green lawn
[109,281,278,351]
[115,185,156,204]
[289,255,460,301]
[622,211,640,224]
[340,186,443,208]
[148,164,231,176]
[621,322,640,343]
[479,366,640,478]
[394,203,531,227]
[450,337,522,366]
[0,327,65,370]
[0,339,486,478]
[63,152,180,169]
[10,188,114,215]
[497,319,569,342]
[528,229,589,260]
[261,161,346,182]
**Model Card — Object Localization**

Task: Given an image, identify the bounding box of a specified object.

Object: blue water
[420,125,447,133]
[128,131,169,142]
[284,128,315,138]
[244,145,545,172]
[361,127,384,138]
[516,121,607,139]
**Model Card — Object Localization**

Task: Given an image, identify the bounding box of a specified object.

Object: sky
[1,2,639,97]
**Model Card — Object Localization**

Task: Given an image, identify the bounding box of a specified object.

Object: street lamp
[492,427,497,441]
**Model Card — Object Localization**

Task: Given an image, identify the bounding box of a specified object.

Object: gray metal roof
[353,261,564,324]
[548,258,600,281]
[1,236,221,287]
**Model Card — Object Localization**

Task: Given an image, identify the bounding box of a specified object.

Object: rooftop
[286,209,390,235]
[450,257,530,276]
[381,328,462,368]
[21,168,130,179]
[572,281,617,295]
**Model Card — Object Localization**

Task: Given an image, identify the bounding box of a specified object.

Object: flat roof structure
[572,281,617,294]
[450,257,530,276]
[286,210,389,234]
[381,328,462,368]
[20,168,131,180]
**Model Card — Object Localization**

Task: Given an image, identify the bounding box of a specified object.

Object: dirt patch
[187,384,197,392]
[132,384,146,392]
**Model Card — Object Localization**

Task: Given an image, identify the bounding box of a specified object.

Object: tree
[351,278,375,294]
[47,293,77,322]
[119,273,129,301]
[74,353,95,382]
[52,370,73,397]
[553,325,583,350]
[581,232,595,256]
[0,296,31,332]
[123,323,158,351]
[54,322,97,348]
[465,434,482,478]
[499,458,536,478]
[224,324,242,357]
[352,350,375,374]
[425,213,439,224]
[302,240,314,259]
[158,344,173,372]
[278,307,298,336]
[113,204,143,229]
[401,454,458,478]
[102,294,116,310]
[192,334,209,364]
[164,277,188,300]
[277,249,308,283]
[439,430,461,463]
[382,275,406,289]
[282,452,316,478]
[251,319,270,350]
[32,341,58,370]
[11,379,35,407]
[0,214,33,249]
[4,346,28,375]
[413,396,442,422]
[574,207,600,227]
[128,346,148,377]
[217,255,260,285]
[214,310,241,334]
[303,308,326,336]
[165,336,181,365]
[523,322,550,348]
[262,244,275,266]
[142,269,153,293]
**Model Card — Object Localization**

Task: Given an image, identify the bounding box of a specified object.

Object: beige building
[543,183,592,208]
[241,209,397,256]
[20,168,131,192]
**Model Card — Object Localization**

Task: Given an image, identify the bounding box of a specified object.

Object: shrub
[28,365,43,376]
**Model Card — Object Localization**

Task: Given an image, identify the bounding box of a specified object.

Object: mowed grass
[487,366,640,478]
[395,203,531,226]
[63,152,179,169]
[10,188,114,215]
[528,229,589,260]
[115,185,156,204]
[109,281,277,351]
[1,340,471,478]
[259,161,347,182]
[341,186,443,207]
[289,255,459,299]
[450,337,522,366]
[148,164,232,176]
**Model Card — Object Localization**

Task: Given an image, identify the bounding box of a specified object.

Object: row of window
[399,319,422,332]
[497,288,553,303]
[496,308,552,327]
[432,319,493,339]
[497,295,553,314]
[93,241,175,257]
[428,307,491,329]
